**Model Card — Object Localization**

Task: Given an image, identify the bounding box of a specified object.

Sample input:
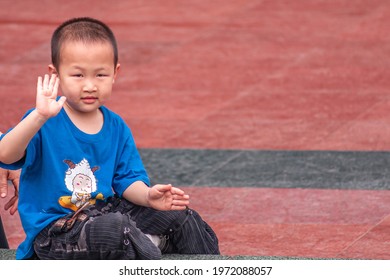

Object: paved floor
[1,0,390,259]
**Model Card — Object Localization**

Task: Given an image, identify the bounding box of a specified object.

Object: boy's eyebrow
[70,65,111,71]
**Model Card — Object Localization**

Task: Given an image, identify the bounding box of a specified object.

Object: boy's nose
[83,79,97,92]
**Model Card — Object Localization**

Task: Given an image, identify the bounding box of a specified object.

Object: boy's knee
[166,208,220,255]
[167,208,201,233]
[87,212,125,253]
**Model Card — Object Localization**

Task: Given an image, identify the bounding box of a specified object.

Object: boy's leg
[33,208,161,260]
[115,199,220,255]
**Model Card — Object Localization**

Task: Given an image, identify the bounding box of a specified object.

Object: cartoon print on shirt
[58,158,104,211]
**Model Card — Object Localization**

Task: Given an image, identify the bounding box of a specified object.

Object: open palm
[36,74,66,119]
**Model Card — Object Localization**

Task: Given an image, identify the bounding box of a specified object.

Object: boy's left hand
[148,184,189,211]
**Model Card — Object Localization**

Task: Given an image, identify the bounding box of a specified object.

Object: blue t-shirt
[0,106,150,259]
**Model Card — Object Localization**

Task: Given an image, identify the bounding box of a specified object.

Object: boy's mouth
[81,96,98,104]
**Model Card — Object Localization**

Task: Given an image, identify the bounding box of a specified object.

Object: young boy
[0,17,219,260]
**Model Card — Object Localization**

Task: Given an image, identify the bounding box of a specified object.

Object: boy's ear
[48,64,58,75]
[113,63,120,83]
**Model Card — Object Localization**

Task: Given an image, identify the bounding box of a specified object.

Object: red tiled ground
[184,187,390,258]
[1,0,390,259]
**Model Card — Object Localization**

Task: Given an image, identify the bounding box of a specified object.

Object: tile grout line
[334,213,390,259]
[189,150,245,186]
[314,97,390,150]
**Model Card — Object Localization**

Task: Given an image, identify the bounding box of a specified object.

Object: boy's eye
[72,74,83,78]
[97,74,108,77]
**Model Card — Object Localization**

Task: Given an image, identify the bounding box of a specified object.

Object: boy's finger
[154,184,172,192]
[57,96,67,107]
[37,76,43,93]
[172,199,189,205]
[52,77,60,97]
[171,187,185,195]
[174,194,189,200]
[48,74,55,91]
[171,205,188,211]
[43,74,49,89]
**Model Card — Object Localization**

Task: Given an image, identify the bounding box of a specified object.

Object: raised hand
[36,74,66,120]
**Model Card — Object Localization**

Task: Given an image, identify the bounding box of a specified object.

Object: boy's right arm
[0,74,66,164]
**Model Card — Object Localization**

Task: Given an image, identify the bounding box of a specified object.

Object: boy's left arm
[122,181,189,211]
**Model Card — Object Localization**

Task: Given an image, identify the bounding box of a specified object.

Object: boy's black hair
[51,17,118,70]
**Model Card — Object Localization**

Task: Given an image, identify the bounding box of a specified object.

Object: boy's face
[50,40,120,114]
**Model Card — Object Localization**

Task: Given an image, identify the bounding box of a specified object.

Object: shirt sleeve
[0,130,24,170]
[112,129,150,197]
